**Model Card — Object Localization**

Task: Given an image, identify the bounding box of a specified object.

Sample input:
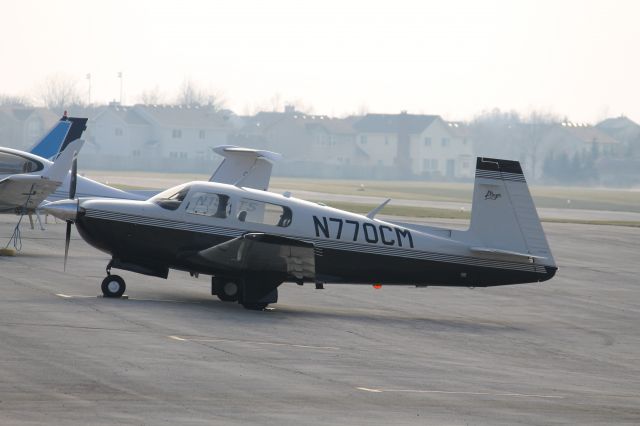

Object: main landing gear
[212,276,240,302]
[101,261,126,298]
[212,274,280,311]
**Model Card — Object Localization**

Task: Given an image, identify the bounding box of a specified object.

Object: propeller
[63,156,78,271]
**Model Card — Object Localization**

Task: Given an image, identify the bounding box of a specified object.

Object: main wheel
[214,278,240,302]
[101,275,126,298]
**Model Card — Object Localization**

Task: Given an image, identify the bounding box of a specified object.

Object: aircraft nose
[42,200,79,222]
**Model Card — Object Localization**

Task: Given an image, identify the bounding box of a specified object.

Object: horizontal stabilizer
[470,246,546,262]
[209,145,282,191]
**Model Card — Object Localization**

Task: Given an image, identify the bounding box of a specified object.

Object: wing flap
[197,233,315,280]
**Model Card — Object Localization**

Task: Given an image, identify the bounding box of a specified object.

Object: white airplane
[44,153,557,310]
[0,140,85,214]
[0,114,149,224]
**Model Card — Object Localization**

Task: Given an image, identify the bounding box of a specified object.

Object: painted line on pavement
[169,335,339,351]
[356,387,564,399]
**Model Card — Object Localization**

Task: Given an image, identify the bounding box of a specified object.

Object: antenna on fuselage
[366,198,391,220]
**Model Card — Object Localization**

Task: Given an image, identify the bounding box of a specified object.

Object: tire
[215,278,240,302]
[241,302,268,311]
[101,275,126,298]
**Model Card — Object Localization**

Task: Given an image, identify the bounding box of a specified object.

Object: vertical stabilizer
[469,158,555,267]
[29,116,88,160]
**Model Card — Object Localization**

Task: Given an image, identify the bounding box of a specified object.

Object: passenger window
[237,198,292,227]
[185,192,230,218]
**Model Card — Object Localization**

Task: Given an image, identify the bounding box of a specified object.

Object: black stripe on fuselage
[76,210,556,286]
[83,209,544,273]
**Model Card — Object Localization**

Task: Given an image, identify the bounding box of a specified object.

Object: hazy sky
[2,0,638,122]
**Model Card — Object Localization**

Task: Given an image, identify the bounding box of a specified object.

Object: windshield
[0,151,43,174]
[151,184,191,210]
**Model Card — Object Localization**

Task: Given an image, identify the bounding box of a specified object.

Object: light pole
[86,73,91,105]
[117,71,123,105]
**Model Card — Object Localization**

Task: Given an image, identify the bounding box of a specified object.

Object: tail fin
[29,115,88,160]
[469,158,555,267]
[43,139,84,183]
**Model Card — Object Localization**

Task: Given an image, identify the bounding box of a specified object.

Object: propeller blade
[69,156,78,200]
[63,221,71,271]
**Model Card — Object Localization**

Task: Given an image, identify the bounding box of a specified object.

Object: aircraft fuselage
[72,182,556,287]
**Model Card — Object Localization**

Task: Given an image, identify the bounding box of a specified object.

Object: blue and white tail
[468,158,555,268]
[29,114,88,160]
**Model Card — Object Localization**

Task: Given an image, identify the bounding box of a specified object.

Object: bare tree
[470,108,524,159]
[175,78,225,111]
[0,94,31,107]
[471,108,559,180]
[522,110,559,179]
[38,74,83,112]
[137,85,165,105]
[285,98,314,114]
[356,103,369,116]
[269,92,283,112]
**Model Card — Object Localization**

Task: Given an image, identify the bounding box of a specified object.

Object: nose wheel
[101,275,126,298]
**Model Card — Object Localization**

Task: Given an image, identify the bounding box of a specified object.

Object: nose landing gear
[101,274,126,298]
[101,261,126,298]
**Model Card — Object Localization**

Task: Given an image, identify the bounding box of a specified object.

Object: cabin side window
[236,198,292,227]
[185,192,230,218]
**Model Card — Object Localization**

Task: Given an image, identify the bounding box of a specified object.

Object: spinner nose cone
[42,199,79,222]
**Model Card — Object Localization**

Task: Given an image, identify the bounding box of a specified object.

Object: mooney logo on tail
[484,190,501,200]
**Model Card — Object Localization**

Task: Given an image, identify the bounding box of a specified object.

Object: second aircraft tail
[29,114,88,160]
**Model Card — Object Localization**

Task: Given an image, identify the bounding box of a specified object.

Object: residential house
[595,116,640,185]
[596,116,640,158]
[82,105,152,169]
[231,107,366,177]
[534,121,620,180]
[0,107,59,151]
[81,103,233,172]
[352,112,474,179]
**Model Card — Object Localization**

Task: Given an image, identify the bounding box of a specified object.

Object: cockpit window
[0,152,43,174]
[151,184,190,210]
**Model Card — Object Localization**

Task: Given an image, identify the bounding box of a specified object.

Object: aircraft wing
[0,174,63,212]
[194,233,315,281]
[0,139,84,212]
[209,145,282,191]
